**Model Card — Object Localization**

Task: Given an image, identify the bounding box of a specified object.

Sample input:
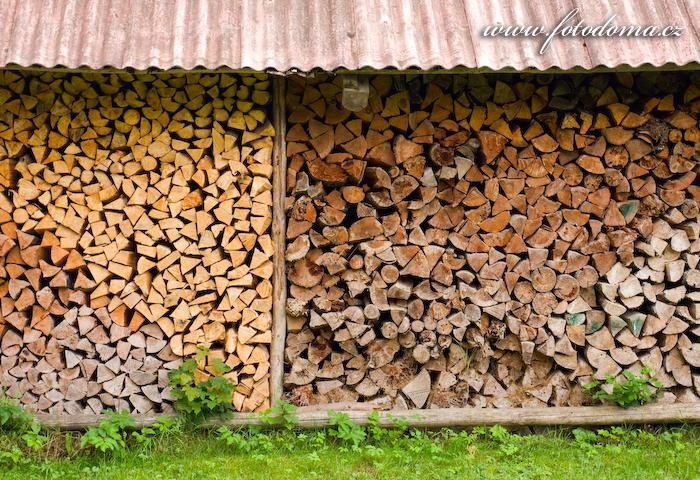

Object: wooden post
[269,75,288,404]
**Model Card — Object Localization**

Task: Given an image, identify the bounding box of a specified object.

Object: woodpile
[283,73,700,409]
[0,71,274,413]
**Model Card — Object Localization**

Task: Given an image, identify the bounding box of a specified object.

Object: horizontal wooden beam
[36,413,166,430]
[36,404,700,430]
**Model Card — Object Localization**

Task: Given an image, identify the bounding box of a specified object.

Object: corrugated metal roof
[1,0,699,72]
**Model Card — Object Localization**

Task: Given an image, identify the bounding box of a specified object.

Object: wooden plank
[36,413,168,430]
[269,75,288,404]
[36,404,700,430]
[216,404,700,428]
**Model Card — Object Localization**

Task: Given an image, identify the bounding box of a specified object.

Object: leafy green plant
[488,425,520,457]
[406,429,443,455]
[0,391,46,452]
[582,367,662,407]
[0,391,32,431]
[168,347,236,418]
[216,426,273,455]
[259,400,297,429]
[572,427,600,444]
[151,415,184,436]
[572,426,644,457]
[596,426,627,442]
[21,421,48,450]
[365,411,387,442]
[216,426,240,444]
[327,410,366,448]
[131,426,156,449]
[388,414,410,433]
[132,416,183,449]
[0,446,25,467]
[575,426,659,445]
[452,429,479,448]
[572,427,603,456]
[364,412,410,444]
[80,410,135,453]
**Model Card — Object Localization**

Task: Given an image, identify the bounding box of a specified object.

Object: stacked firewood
[0,71,273,413]
[283,73,700,409]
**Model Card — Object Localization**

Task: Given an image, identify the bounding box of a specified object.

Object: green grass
[1,425,699,480]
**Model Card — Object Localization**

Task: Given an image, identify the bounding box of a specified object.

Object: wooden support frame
[269,75,288,404]
[36,404,700,430]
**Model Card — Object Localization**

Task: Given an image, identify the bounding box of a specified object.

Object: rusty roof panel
[0,0,698,72]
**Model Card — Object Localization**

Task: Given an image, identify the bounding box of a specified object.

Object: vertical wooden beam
[269,75,287,404]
